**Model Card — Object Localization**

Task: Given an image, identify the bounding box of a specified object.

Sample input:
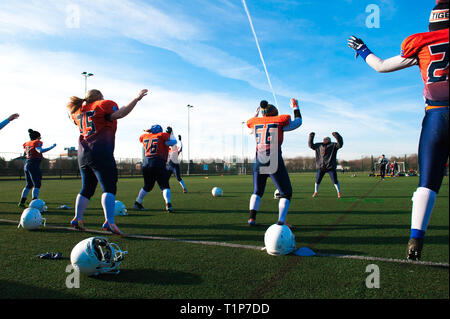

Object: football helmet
[18,208,46,230]
[28,199,47,213]
[70,237,128,276]
[114,200,128,216]
[264,224,296,256]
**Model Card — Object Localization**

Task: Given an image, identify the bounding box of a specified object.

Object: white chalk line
[1,218,448,268]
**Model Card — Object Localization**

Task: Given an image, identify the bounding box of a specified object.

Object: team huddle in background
[1,0,448,261]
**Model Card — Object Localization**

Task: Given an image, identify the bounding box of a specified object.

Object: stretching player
[166,127,188,193]
[134,125,177,212]
[0,113,19,130]
[67,88,148,236]
[348,0,449,260]
[18,129,56,207]
[308,132,343,198]
[247,98,302,227]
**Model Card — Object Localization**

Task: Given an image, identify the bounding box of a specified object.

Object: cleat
[248,218,256,226]
[18,203,26,208]
[407,238,424,261]
[166,203,174,213]
[338,192,342,199]
[102,221,123,236]
[133,201,146,211]
[312,192,318,198]
[70,218,85,231]
[183,189,188,193]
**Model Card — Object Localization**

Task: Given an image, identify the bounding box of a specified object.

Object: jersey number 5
[427,42,449,84]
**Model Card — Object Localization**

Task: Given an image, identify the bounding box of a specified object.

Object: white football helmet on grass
[114,200,128,216]
[212,187,223,197]
[18,208,46,230]
[70,237,127,276]
[264,224,296,256]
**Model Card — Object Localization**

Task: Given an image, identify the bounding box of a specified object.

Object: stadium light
[186,104,194,175]
[81,71,94,94]
[241,121,245,174]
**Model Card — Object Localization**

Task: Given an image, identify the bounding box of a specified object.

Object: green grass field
[0,173,448,300]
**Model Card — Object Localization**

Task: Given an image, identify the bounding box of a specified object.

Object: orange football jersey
[140,132,171,160]
[23,140,43,160]
[247,115,291,152]
[401,28,449,101]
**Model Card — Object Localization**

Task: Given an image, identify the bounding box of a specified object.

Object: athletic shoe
[18,202,26,208]
[133,201,146,211]
[102,221,123,236]
[312,192,318,198]
[70,218,85,231]
[406,238,424,261]
[183,189,188,193]
[166,203,174,213]
[338,192,342,199]
[248,218,256,226]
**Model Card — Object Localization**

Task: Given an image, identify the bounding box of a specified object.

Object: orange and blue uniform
[71,99,119,198]
[139,131,173,191]
[401,28,449,193]
[23,139,43,189]
[247,114,293,198]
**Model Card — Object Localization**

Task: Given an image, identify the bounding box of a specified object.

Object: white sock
[334,183,341,193]
[21,187,31,199]
[179,180,186,190]
[101,192,116,224]
[314,183,319,193]
[32,188,40,199]
[249,194,261,211]
[411,187,436,232]
[162,188,171,204]
[75,194,90,221]
[278,198,290,224]
[136,188,148,204]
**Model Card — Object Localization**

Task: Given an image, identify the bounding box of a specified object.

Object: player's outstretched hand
[136,89,148,101]
[348,36,364,50]
[8,113,19,121]
[332,132,338,136]
[166,126,173,134]
[289,98,299,109]
[309,132,315,137]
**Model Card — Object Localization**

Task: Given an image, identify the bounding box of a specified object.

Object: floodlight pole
[81,71,94,94]
[187,104,194,175]
[241,121,245,174]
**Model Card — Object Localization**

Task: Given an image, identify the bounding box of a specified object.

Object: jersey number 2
[427,42,449,84]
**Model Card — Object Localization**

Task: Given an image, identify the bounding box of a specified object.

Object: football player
[348,0,449,260]
[246,98,302,228]
[0,113,19,130]
[134,124,177,212]
[18,129,56,207]
[166,128,188,193]
[308,132,343,198]
[67,88,148,236]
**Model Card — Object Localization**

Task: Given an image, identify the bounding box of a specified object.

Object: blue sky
[0,0,437,161]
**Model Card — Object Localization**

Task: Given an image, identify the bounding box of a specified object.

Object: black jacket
[308,132,343,171]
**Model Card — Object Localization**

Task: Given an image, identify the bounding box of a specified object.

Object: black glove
[178,135,182,141]
[166,126,173,134]
[309,132,315,137]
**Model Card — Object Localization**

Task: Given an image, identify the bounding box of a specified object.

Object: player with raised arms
[0,113,19,131]
[166,127,188,193]
[18,129,56,207]
[246,98,302,227]
[348,0,449,260]
[67,88,148,236]
[133,124,177,212]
